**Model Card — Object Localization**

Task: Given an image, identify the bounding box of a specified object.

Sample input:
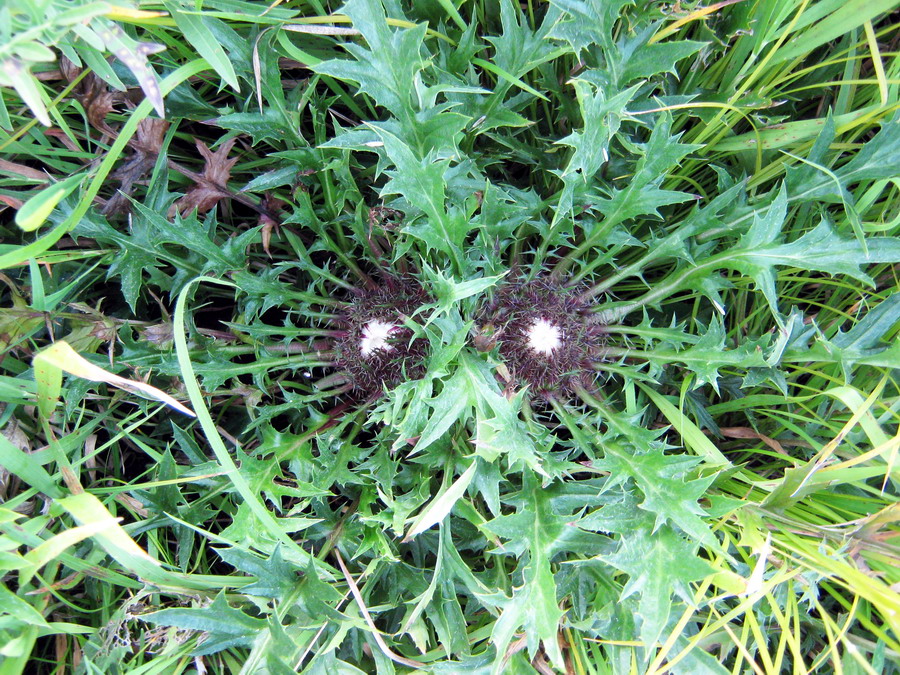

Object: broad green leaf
[717,107,876,152]
[411,361,475,455]
[474,387,541,472]
[782,294,900,378]
[77,200,260,311]
[0,585,51,628]
[31,342,63,420]
[0,58,51,125]
[786,112,900,202]
[214,109,295,145]
[483,0,560,99]
[373,127,470,268]
[591,114,699,225]
[411,352,539,469]
[558,113,700,272]
[423,264,506,320]
[587,179,748,298]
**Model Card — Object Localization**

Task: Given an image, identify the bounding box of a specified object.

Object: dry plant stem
[333,549,425,669]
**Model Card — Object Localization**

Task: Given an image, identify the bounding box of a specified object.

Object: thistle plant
[475,277,608,401]
[297,272,431,406]
[1,0,899,673]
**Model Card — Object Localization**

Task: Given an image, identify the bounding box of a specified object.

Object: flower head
[527,318,563,356]
[477,278,606,400]
[360,319,398,356]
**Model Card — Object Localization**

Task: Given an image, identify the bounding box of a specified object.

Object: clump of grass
[1,0,899,673]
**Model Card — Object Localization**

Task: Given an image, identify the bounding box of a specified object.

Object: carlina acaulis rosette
[476,277,609,402]
[327,276,430,399]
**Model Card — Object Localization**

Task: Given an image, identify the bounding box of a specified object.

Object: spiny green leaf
[561,113,699,269]
[215,546,299,599]
[782,294,900,378]
[213,109,294,145]
[556,80,640,182]
[373,127,470,267]
[628,317,770,392]
[484,471,565,672]
[618,37,706,84]
[584,496,712,649]
[787,112,900,201]
[549,0,632,55]
[484,0,560,98]
[143,591,267,655]
[593,114,700,222]
[716,186,900,318]
[594,441,717,546]
[313,0,426,122]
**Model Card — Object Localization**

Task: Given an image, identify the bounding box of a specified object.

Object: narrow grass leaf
[14,173,85,232]
[0,434,61,499]
[167,4,240,92]
[173,277,330,575]
[33,341,195,417]
[56,492,177,585]
[637,383,730,466]
[771,0,898,65]
[19,518,120,586]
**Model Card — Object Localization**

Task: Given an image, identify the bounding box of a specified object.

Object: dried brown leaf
[173,138,238,216]
[84,86,120,136]
[719,427,788,455]
[0,159,49,182]
[60,57,123,137]
[103,117,170,216]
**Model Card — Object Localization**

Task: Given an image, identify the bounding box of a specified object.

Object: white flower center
[527,318,562,356]
[360,319,397,356]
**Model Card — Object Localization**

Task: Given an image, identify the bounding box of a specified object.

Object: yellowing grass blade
[105,6,168,21]
[33,341,195,417]
[650,0,743,44]
[56,493,164,580]
[15,173,85,233]
[20,518,121,586]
